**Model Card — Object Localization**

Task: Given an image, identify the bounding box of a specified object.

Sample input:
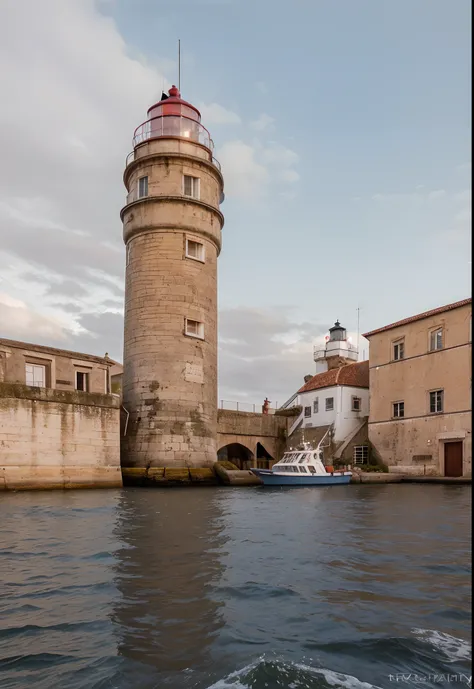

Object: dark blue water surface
[0,485,471,689]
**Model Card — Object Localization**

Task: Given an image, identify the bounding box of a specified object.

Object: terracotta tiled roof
[297,360,369,394]
[0,337,116,365]
[362,298,472,338]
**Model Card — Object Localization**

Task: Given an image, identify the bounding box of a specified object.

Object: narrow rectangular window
[352,396,362,411]
[313,397,319,413]
[185,318,204,339]
[76,371,89,392]
[429,390,443,414]
[25,364,46,388]
[304,406,312,418]
[325,397,334,411]
[353,446,369,465]
[393,401,404,418]
[185,238,205,262]
[138,176,148,198]
[183,175,200,199]
[393,339,405,361]
[429,328,443,351]
[126,244,131,267]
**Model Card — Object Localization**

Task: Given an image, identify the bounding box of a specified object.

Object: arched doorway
[217,443,253,470]
[256,442,274,469]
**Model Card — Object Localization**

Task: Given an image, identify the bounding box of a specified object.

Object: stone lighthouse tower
[120,86,224,469]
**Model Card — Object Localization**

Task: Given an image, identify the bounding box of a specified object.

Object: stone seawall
[0,383,122,490]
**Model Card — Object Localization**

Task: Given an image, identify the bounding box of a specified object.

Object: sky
[0,0,471,407]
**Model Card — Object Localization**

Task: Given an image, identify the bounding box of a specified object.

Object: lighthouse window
[185,239,205,263]
[185,318,204,340]
[138,176,148,198]
[183,175,200,199]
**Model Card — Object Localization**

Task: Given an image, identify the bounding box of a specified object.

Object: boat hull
[251,469,352,486]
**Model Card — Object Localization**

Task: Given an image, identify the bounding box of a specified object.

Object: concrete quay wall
[0,383,122,490]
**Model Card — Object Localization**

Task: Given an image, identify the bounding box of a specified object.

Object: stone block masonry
[0,383,122,490]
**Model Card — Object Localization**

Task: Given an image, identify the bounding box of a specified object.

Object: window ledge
[184,332,205,341]
[185,254,205,264]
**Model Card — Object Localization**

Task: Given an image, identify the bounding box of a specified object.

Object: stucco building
[121,85,224,470]
[363,298,472,477]
[0,338,121,490]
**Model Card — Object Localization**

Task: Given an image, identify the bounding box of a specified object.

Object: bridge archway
[255,442,274,469]
[217,443,254,470]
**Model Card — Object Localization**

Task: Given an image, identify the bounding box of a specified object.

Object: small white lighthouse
[313,320,358,373]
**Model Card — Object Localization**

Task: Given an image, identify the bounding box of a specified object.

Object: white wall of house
[297,386,369,442]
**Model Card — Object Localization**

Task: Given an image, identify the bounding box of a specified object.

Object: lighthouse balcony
[133,114,216,152]
[313,343,358,363]
[313,347,327,361]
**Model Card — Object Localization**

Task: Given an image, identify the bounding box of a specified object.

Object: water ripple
[0,485,471,689]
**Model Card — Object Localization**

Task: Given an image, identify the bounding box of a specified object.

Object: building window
[429,389,444,414]
[392,339,405,361]
[185,238,205,262]
[138,176,148,198]
[126,244,131,267]
[353,446,369,465]
[304,406,312,418]
[75,371,89,392]
[185,318,204,339]
[393,401,404,418]
[429,328,443,351]
[313,398,319,413]
[352,396,362,412]
[325,397,334,411]
[183,175,200,199]
[25,363,46,388]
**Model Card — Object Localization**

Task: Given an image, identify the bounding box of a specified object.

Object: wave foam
[206,657,382,689]
[412,629,472,662]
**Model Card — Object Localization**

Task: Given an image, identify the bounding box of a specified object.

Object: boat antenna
[178,39,181,91]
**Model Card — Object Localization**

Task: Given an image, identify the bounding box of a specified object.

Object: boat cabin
[272,450,328,475]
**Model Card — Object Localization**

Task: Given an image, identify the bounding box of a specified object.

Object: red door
[444,441,463,477]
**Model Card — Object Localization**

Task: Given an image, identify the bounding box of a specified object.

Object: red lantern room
[133,85,214,152]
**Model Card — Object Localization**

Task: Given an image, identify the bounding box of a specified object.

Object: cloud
[217,141,269,199]
[0,294,70,342]
[218,306,330,404]
[250,113,275,132]
[0,292,124,360]
[371,187,452,204]
[217,139,299,199]
[199,103,241,125]
[0,0,158,312]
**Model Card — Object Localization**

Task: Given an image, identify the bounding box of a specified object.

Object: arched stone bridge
[217,409,289,469]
